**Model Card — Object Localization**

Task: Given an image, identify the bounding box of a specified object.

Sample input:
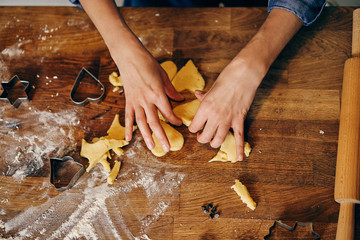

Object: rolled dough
[173,99,201,126]
[151,121,184,157]
[171,60,205,93]
[209,132,251,163]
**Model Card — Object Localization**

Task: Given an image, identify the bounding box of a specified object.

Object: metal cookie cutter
[70,67,105,106]
[50,156,85,191]
[0,75,30,108]
[264,221,320,240]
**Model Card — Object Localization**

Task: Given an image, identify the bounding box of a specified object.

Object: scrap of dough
[231,179,256,211]
[209,132,251,163]
[151,121,184,157]
[81,138,128,172]
[109,72,123,87]
[171,59,205,93]
[107,114,137,140]
[161,60,177,80]
[173,99,201,126]
[107,160,121,184]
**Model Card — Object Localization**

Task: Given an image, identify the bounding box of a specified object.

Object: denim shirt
[69,0,326,26]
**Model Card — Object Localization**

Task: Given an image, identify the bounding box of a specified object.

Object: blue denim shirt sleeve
[268,0,326,26]
[69,0,82,8]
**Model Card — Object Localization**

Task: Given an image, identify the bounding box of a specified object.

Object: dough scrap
[81,138,128,172]
[231,179,256,211]
[209,132,251,163]
[107,160,121,184]
[171,59,205,93]
[173,99,201,126]
[109,72,123,87]
[151,121,184,157]
[161,60,177,80]
[80,114,133,173]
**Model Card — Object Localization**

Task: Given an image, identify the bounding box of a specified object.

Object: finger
[162,71,184,102]
[145,106,170,153]
[233,126,244,161]
[188,104,207,133]
[197,120,218,144]
[157,96,182,126]
[125,104,135,141]
[194,90,206,102]
[210,124,231,148]
[135,108,155,150]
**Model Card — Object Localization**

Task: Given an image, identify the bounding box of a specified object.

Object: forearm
[233,8,303,85]
[79,0,142,67]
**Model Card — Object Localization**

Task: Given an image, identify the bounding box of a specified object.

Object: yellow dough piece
[109,72,123,87]
[209,132,251,163]
[151,121,184,157]
[107,160,121,184]
[171,60,205,93]
[161,60,177,80]
[107,114,126,140]
[81,138,128,172]
[231,179,256,211]
[107,114,137,140]
[173,99,201,126]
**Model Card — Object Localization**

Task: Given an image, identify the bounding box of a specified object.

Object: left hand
[188,57,263,161]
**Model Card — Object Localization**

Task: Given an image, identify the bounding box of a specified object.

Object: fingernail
[162,144,170,152]
[146,140,154,150]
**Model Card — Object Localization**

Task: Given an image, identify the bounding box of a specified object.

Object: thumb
[194,90,206,101]
[162,72,184,102]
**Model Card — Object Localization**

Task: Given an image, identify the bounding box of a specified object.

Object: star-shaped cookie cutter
[0,75,30,108]
[50,156,85,191]
[264,221,320,240]
[70,68,105,106]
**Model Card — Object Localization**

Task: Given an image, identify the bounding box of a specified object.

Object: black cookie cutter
[50,156,85,191]
[70,67,105,106]
[264,221,320,240]
[0,75,30,108]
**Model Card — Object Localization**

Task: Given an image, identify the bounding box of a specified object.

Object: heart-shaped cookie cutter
[70,68,105,106]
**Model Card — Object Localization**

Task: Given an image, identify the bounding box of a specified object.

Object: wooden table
[0,6,357,239]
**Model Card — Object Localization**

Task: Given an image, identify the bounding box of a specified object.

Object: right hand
[112,39,184,152]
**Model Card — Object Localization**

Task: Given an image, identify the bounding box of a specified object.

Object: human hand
[113,43,184,152]
[188,58,263,161]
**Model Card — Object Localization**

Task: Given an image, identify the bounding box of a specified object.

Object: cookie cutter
[50,156,85,191]
[264,221,320,240]
[0,75,30,108]
[70,67,105,106]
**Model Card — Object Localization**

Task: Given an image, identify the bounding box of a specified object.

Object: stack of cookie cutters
[0,75,31,108]
[50,156,85,191]
[70,67,105,106]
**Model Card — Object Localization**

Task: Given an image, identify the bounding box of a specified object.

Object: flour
[0,105,80,180]
[1,134,185,239]
[1,40,31,59]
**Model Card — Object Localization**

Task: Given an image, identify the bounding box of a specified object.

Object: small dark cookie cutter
[70,67,105,106]
[50,156,85,191]
[264,221,320,240]
[0,75,30,108]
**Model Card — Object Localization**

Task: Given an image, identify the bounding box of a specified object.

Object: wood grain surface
[0,6,357,240]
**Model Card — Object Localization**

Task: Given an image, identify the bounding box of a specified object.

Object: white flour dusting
[1,41,31,58]
[0,105,81,179]
[1,135,185,239]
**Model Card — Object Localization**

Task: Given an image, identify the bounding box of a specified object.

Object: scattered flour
[1,136,185,239]
[0,105,80,180]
